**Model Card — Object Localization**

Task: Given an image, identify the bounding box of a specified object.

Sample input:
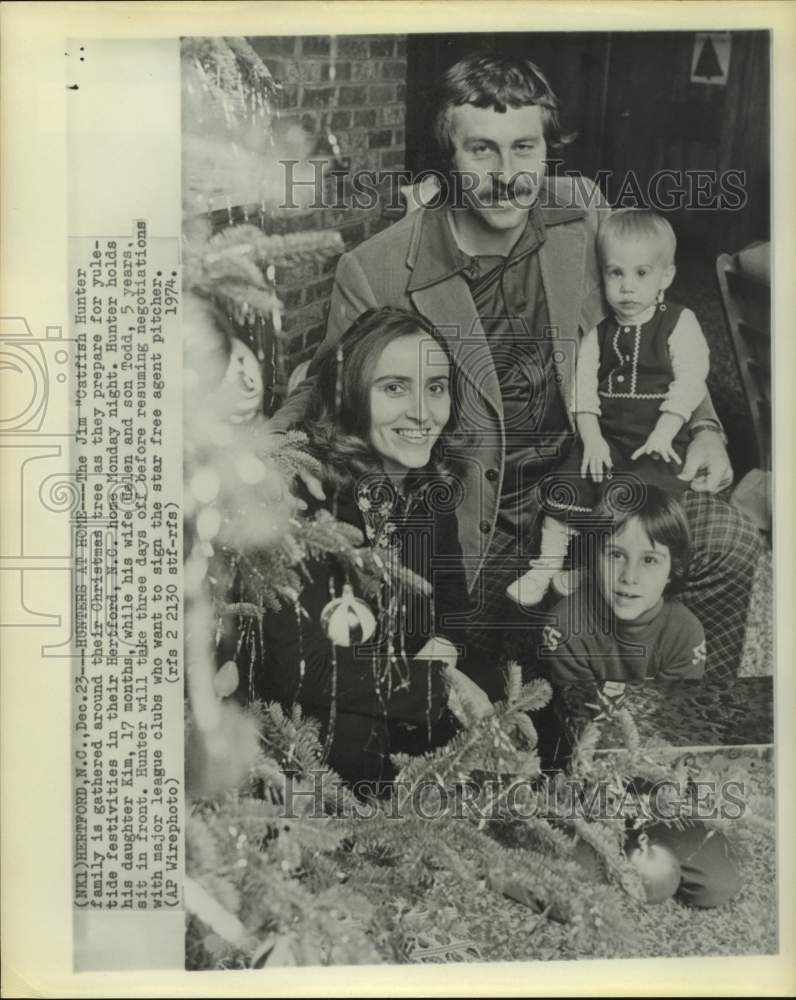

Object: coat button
[479,520,491,534]
[617,375,625,383]
[623,326,630,332]
[485,468,498,482]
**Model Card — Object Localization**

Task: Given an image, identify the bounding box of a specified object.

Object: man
[272,51,759,692]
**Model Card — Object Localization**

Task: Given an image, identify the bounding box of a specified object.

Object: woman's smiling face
[368,332,451,474]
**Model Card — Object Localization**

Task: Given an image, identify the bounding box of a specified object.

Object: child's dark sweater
[540,592,706,683]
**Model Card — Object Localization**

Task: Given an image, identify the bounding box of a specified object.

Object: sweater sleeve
[428,508,470,647]
[661,308,710,422]
[572,325,602,416]
[657,604,707,681]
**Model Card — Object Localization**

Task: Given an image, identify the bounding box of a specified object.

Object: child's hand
[632,412,685,464]
[580,435,613,483]
[631,425,682,465]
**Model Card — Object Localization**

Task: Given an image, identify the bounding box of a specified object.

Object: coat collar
[404,179,592,417]
[406,180,585,294]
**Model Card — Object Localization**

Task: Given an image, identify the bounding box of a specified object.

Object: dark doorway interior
[404,31,770,474]
[405,31,770,255]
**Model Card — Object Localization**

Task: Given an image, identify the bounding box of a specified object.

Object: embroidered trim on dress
[598,389,668,400]
[630,325,641,395]
[545,497,593,514]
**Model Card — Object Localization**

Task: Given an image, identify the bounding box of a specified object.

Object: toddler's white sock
[506,517,577,606]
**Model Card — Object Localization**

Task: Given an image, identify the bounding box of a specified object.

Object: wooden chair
[715,242,771,470]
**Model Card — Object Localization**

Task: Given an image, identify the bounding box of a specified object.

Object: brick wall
[248,34,408,387]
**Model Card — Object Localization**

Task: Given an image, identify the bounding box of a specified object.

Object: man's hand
[580,434,613,483]
[677,428,733,493]
[445,665,494,725]
[631,413,684,465]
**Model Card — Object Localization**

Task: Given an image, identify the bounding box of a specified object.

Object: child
[508,208,711,607]
[538,488,741,911]
[539,486,706,683]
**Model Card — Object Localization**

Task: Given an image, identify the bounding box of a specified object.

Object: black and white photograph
[182,26,776,970]
[1,3,794,996]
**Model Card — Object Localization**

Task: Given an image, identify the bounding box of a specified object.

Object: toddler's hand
[580,435,613,483]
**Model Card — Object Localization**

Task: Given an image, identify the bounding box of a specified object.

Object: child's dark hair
[593,484,691,593]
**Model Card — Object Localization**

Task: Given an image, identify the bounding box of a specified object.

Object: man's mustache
[447,169,544,206]
[490,174,538,200]
[464,170,541,205]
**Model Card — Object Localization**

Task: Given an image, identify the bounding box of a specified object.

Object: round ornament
[320,583,377,647]
[190,465,220,504]
[213,659,240,699]
[627,833,681,904]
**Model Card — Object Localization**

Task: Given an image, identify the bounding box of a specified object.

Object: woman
[242,308,491,785]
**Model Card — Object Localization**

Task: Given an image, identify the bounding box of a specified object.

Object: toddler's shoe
[506,563,553,606]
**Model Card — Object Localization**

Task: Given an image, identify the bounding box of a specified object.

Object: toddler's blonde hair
[598,208,677,266]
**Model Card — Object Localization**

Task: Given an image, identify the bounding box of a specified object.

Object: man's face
[449,103,547,233]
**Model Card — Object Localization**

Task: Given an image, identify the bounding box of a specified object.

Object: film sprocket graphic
[1,313,152,660]
[1,316,80,646]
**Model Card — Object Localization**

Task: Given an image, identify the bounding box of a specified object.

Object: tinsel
[182,36,280,131]
[183,222,344,331]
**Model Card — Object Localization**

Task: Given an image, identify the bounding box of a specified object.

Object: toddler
[508,208,710,607]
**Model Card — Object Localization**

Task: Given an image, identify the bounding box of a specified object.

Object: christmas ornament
[196,505,221,541]
[320,583,377,647]
[213,659,240,698]
[235,450,266,485]
[185,699,260,798]
[626,832,681,904]
[191,465,221,504]
[220,337,264,424]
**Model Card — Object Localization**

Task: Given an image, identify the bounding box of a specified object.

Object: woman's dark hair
[593,484,691,593]
[304,307,459,488]
[432,50,572,172]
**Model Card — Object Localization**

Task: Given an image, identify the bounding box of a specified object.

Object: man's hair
[431,50,570,170]
[597,208,678,267]
[304,307,459,488]
[593,484,691,593]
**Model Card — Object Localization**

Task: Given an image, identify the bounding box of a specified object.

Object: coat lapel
[410,275,504,421]
[537,217,586,420]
